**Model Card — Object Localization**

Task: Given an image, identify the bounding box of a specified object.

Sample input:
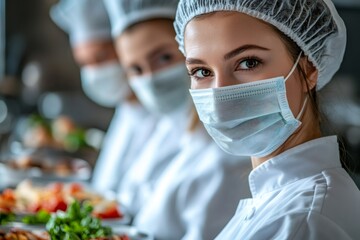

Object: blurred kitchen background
[0,0,359,186]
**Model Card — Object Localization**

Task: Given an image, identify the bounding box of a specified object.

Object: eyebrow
[185,58,205,65]
[146,44,174,60]
[224,44,270,60]
[186,44,270,65]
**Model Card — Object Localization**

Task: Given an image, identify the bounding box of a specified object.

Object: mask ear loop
[284,51,308,120]
[285,51,303,82]
[296,96,308,120]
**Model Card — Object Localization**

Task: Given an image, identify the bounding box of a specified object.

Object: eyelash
[188,56,263,81]
[235,56,263,71]
[188,67,212,80]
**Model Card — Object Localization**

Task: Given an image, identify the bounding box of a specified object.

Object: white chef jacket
[216,136,360,240]
[91,102,157,193]
[117,103,191,216]
[133,125,252,240]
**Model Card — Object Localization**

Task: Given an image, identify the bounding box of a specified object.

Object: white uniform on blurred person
[104,0,252,239]
[133,125,252,240]
[103,0,194,215]
[50,0,157,193]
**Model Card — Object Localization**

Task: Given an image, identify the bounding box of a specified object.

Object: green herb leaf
[46,200,112,239]
[21,210,51,224]
[0,212,15,225]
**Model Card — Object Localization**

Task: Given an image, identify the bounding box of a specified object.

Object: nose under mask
[129,63,191,115]
[81,62,130,107]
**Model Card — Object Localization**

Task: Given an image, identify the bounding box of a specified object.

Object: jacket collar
[248,136,341,198]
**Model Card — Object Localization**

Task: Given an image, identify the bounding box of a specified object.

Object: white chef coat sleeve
[176,164,244,240]
[246,212,353,240]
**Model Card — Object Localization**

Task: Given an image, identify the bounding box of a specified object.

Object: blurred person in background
[103,0,252,239]
[50,0,157,194]
[174,0,360,238]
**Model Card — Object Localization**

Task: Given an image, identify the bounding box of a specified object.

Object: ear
[300,57,318,92]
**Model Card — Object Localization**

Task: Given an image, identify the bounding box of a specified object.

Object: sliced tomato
[93,206,122,219]
[41,197,67,212]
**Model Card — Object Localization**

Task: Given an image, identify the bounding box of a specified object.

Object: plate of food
[0,153,91,188]
[0,181,131,225]
[10,115,93,153]
[4,114,100,174]
[0,201,151,240]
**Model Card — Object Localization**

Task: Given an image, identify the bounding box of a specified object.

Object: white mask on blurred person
[80,62,130,107]
[129,63,190,115]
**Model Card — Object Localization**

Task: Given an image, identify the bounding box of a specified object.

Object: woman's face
[73,40,118,67]
[115,19,185,79]
[184,12,308,117]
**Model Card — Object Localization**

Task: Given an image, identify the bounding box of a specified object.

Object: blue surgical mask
[190,53,307,157]
[129,63,190,115]
[81,62,130,107]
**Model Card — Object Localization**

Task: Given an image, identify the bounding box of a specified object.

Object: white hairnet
[103,0,180,38]
[50,0,112,46]
[174,0,347,90]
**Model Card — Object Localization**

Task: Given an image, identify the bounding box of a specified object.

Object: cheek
[190,79,199,89]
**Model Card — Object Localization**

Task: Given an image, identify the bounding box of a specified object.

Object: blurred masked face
[73,40,130,108]
[116,19,185,77]
[115,19,190,115]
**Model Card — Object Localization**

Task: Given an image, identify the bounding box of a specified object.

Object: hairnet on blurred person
[50,0,130,107]
[50,0,158,195]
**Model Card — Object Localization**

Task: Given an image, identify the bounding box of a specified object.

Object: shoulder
[242,211,354,240]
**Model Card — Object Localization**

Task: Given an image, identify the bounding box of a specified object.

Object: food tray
[9,210,132,227]
[0,225,153,240]
[0,153,91,187]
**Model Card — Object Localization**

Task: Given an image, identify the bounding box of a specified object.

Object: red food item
[119,235,130,240]
[27,202,41,213]
[2,189,15,201]
[93,206,122,219]
[41,197,67,212]
[0,189,16,212]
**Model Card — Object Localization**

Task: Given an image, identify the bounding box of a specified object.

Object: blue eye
[238,59,260,70]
